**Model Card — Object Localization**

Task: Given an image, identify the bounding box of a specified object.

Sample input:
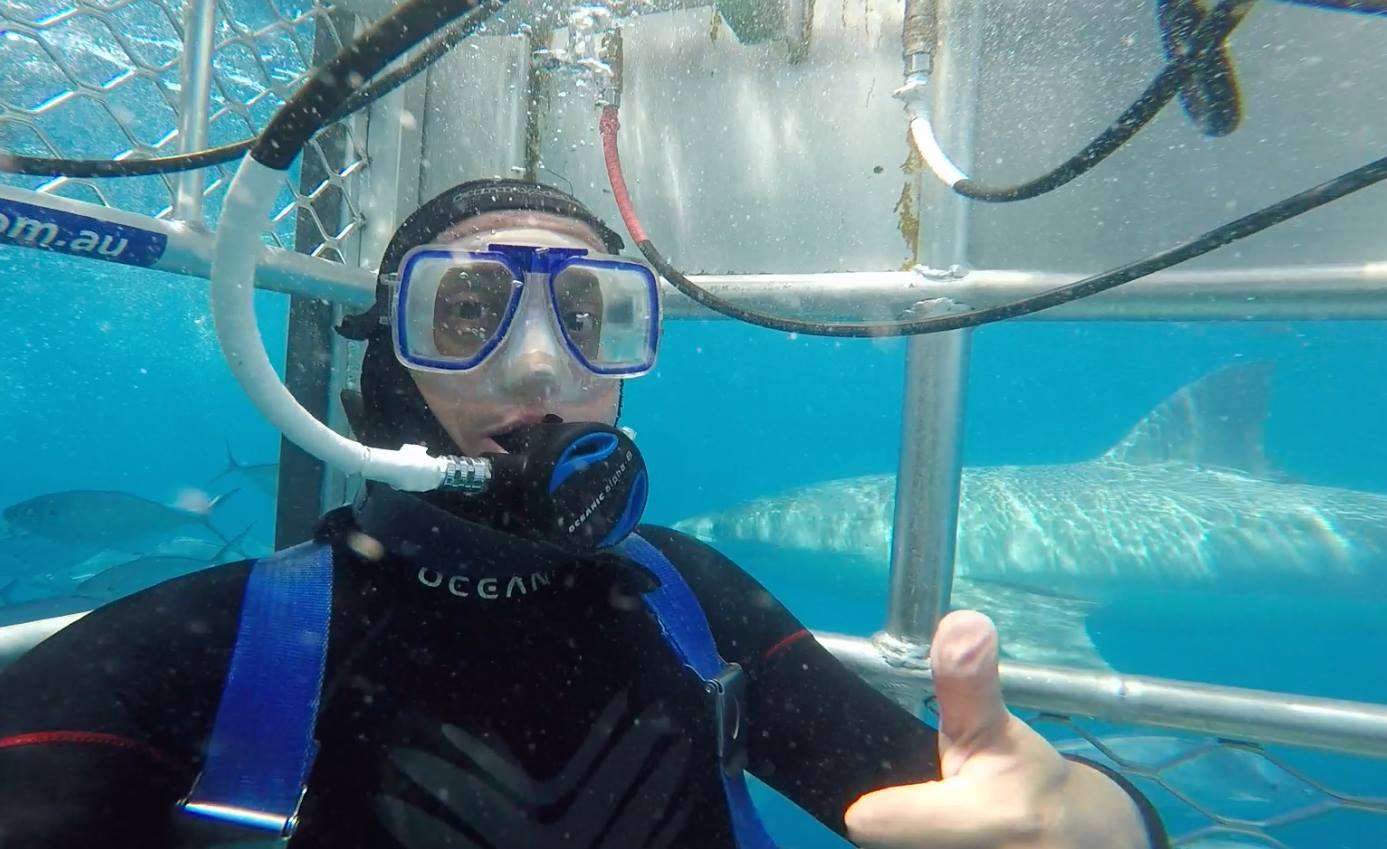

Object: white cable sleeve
[210,157,452,491]
[908,111,968,189]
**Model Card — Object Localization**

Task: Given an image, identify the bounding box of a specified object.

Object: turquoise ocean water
[3,243,1386,846]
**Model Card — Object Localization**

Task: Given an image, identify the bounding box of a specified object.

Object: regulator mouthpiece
[482,419,648,552]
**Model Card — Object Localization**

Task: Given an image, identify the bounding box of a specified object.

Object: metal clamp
[441,455,493,493]
[705,662,749,773]
[180,781,309,838]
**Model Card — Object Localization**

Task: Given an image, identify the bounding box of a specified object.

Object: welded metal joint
[914,263,968,281]
[900,295,973,319]
[873,629,932,670]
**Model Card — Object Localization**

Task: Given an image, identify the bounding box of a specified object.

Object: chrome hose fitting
[441,455,493,493]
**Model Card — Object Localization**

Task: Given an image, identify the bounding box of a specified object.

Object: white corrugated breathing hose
[209,156,453,492]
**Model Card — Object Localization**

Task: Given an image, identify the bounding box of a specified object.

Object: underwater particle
[347,530,385,562]
[709,7,722,42]
[873,165,884,174]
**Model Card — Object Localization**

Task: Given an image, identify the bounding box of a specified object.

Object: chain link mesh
[921,697,1387,848]
[0,0,367,259]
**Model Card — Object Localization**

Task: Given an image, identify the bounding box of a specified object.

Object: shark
[674,364,1387,670]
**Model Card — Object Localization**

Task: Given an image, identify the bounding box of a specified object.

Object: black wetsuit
[0,488,1165,849]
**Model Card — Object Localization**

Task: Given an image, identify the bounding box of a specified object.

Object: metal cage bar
[172,0,216,224]
[821,632,1387,760]
[9,183,1387,320]
[879,0,980,661]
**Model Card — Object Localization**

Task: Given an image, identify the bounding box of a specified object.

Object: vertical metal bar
[275,7,360,548]
[328,18,431,509]
[172,0,216,224]
[878,0,981,663]
[884,332,971,649]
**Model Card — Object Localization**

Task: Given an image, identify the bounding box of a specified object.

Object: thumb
[930,610,1009,771]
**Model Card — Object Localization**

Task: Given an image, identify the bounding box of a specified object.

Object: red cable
[599,105,649,245]
[0,730,184,773]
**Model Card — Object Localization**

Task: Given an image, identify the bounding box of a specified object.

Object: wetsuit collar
[352,485,586,578]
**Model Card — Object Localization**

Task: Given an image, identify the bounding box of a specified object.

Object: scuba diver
[0,179,1166,849]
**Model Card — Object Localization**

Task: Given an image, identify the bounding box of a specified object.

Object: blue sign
[0,197,168,268]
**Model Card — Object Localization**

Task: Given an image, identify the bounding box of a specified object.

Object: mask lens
[433,264,515,359]
[395,251,519,370]
[552,262,657,374]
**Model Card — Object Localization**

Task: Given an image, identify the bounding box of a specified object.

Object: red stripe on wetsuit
[0,730,182,773]
[763,629,812,662]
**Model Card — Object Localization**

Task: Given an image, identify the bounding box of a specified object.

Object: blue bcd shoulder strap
[182,533,776,848]
[617,533,779,849]
[180,541,333,837]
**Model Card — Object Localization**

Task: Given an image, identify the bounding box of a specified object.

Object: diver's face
[408,211,622,456]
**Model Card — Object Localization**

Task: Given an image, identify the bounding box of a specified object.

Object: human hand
[843,610,1151,849]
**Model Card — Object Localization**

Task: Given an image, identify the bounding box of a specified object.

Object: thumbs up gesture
[844,611,1152,849]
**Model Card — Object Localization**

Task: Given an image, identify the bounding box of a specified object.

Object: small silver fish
[0,533,101,580]
[1054,735,1322,810]
[212,441,278,497]
[146,532,261,562]
[74,556,209,601]
[3,489,237,551]
[74,525,251,602]
[0,573,88,606]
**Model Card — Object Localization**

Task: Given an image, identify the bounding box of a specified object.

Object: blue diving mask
[390,243,661,376]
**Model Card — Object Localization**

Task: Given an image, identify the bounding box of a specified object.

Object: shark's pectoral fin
[1100,362,1278,478]
[951,580,1110,671]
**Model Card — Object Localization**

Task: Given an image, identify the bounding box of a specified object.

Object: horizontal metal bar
[0,186,377,308]
[667,264,1387,322]
[7,186,1387,321]
[819,632,1387,759]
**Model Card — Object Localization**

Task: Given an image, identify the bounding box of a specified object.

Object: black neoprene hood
[335,179,626,454]
[338,179,624,342]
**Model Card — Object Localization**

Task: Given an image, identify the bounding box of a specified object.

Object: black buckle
[705,663,748,774]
